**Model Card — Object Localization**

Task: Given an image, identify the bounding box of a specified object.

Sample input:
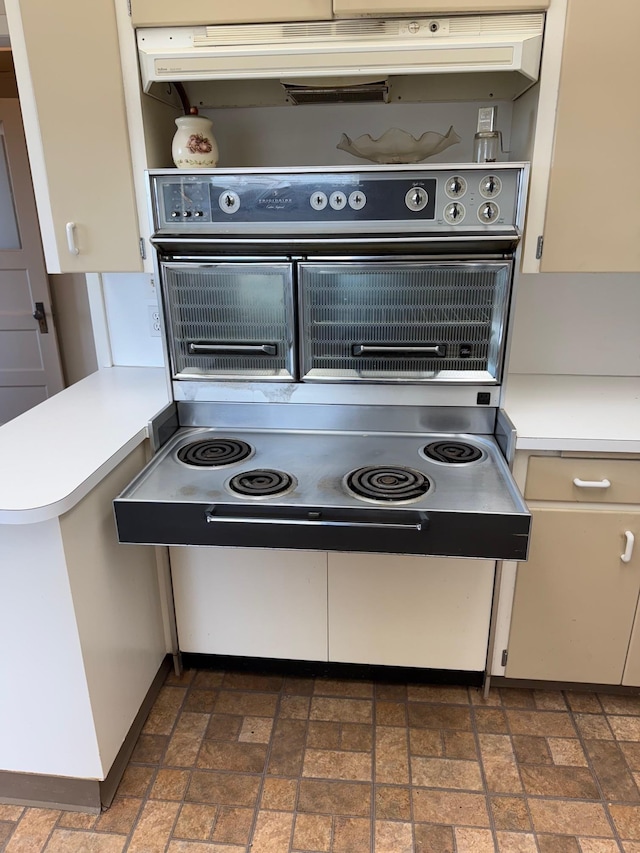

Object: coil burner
[177,438,253,468]
[228,469,295,498]
[423,440,483,464]
[345,465,430,503]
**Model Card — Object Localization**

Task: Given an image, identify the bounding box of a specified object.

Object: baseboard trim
[181,653,484,687]
[0,655,171,813]
[491,675,640,694]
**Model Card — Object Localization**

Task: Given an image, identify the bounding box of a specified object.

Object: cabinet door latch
[535,235,544,260]
[33,302,49,334]
[139,238,147,260]
[501,649,508,667]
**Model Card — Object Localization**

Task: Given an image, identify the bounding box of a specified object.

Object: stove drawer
[525,457,640,504]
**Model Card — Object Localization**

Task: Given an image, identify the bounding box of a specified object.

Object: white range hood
[137,13,545,95]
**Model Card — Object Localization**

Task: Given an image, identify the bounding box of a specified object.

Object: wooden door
[540,0,640,272]
[0,99,63,425]
[506,509,640,683]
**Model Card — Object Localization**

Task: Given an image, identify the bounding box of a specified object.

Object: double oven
[114,164,530,673]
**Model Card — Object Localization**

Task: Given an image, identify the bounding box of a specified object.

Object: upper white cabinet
[539,0,640,272]
[130,0,332,27]
[334,0,549,16]
[5,0,143,273]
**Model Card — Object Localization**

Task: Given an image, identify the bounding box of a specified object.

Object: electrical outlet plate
[148,305,161,337]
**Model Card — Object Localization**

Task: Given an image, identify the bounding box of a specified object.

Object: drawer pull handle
[622,531,635,564]
[65,222,79,255]
[573,478,611,489]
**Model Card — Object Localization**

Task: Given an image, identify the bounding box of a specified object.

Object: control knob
[444,202,465,224]
[218,190,240,214]
[478,202,500,223]
[480,175,502,198]
[445,176,467,199]
[405,186,429,212]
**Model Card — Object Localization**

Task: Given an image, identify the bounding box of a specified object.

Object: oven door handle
[188,342,278,356]
[205,508,429,532]
[352,344,446,357]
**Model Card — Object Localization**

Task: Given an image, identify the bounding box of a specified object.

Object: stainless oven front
[115,164,530,561]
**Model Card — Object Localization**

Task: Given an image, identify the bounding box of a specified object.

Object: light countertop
[1,369,637,524]
[0,367,169,524]
[505,374,640,454]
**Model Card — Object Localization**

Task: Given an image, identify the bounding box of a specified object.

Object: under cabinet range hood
[136,13,545,97]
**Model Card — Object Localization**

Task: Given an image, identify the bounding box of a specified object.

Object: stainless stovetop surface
[121,426,527,516]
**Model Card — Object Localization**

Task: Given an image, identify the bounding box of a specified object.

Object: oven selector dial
[329,191,347,210]
[445,176,467,199]
[405,186,429,212]
[170,211,180,218]
[182,210,192,218]
[310,191,328,211]
[348,191,367,210]
[478,201,500,223]
[444,202,466,224]
[193,210,204,218]
[479,175,502,198]
[218,190,240,214]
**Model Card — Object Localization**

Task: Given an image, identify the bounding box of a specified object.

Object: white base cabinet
[329,554,494,671]
[170,547,328,661]
[505,454,640,685]
[171,548,495,671]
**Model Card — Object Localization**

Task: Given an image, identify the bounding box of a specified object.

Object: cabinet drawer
[525,457,640,503]
[131,0,332,26]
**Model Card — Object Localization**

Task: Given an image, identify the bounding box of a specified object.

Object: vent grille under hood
[137,13,545,93]
[282,80,389,105]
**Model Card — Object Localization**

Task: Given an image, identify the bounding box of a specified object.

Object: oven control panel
[150,165,526,234]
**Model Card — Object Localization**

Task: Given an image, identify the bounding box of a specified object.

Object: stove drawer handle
[205,510,429,532]
[188,342,277,356]
[352,344,446,357]
[573,477,611,489]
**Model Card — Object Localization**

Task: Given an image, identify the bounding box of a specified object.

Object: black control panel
[152,166,524,233]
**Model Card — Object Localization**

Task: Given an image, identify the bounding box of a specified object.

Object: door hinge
[535,235,544,260]
[127,0,132,16]
[501,649,508,667]
[33,302,49,334]
[139,238,146,260]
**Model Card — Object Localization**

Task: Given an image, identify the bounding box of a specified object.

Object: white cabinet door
[131,0,332,26]
[333,0,549,16]
[538,0,640,272]
[171,547,328,661]
[5,0,142,273]
[328,553,495,671]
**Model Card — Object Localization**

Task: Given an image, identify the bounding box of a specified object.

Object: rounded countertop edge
[515,437,640,454]
[0,431,148,524]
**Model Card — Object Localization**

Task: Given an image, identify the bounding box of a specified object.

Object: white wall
[102,272,164,368]
[509,272,640,376]
[204,100,513,168]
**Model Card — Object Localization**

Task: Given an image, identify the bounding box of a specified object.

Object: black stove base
[180,653,484,688]
[114,500,530,560]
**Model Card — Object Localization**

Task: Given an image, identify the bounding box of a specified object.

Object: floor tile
[5,810,59,853]
[374,819,413,852]
[414,823,455,853]
[332,816,371,851]
[528,799,613,837]
[375,786,411,820]
[24,670,640,853]
[0,807,24,822]
[172,804,217,841]
[292,813,332,851]
[44,830,126,852]
[211,806,254,845]
[490,797,532,832]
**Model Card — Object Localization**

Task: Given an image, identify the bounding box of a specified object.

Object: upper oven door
[298,260,512,383]
[161,261,296,381]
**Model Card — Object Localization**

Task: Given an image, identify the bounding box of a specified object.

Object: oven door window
[162,262,295,381]
[298,261,512,383]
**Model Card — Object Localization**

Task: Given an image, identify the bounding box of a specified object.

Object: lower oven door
[161,261,296,380]
[298,260,512,383]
